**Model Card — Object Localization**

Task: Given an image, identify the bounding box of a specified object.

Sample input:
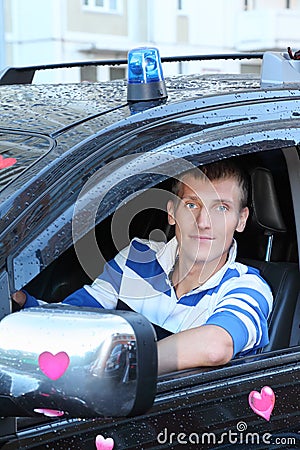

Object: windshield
[0,132,54,192]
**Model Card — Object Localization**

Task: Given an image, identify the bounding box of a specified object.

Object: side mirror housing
[0,306,157,418]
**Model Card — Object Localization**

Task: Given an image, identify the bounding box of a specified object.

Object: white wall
[4,0,300,83]
[149,0,177,44]
[5,0,66,82]
[236,8,300,50]
[0,0,5,69]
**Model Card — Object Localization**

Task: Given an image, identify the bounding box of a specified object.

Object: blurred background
[0,0,300,83]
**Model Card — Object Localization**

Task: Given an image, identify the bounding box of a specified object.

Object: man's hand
[157,324,233,375]
[11,290,26,307]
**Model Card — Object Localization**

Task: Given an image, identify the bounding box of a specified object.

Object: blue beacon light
[127,47,168,102]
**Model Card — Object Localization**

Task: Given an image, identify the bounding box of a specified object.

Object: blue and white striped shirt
[25,237,273,357]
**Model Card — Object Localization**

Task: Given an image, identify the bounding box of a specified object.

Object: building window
[177,0,187,12]
[240,63,261,75]
[245,0,292,9]
[109,67,126,81]
[244,0,256,10]
[80,66,97,82]
[82,0,121,13]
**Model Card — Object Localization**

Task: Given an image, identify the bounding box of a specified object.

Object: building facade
[2,0,300,83]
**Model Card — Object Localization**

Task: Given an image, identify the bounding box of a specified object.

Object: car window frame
[7,133,300,291]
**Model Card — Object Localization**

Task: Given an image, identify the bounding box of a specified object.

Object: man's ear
[236,207,249,233]
[167,200,176,226]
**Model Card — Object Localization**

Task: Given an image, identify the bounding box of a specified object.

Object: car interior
[23,147,300,358]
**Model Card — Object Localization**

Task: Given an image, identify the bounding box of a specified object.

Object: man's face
[167,174,249,272]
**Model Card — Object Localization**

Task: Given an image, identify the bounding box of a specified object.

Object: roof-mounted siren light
[260,49,300,88]
[127,47,167,102]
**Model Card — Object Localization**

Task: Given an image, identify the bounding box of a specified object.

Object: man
[12,160,273,375]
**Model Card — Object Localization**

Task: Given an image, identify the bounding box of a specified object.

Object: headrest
[250,167,286,234]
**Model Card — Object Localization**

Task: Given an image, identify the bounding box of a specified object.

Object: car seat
[240,167,300,352]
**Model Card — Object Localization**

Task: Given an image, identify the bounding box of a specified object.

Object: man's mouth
[190,235,214,241]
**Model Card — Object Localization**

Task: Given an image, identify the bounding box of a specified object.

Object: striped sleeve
[23,290,47,308]
[83,243,131,309]
[22,287,104,309]
[206,268,273,356]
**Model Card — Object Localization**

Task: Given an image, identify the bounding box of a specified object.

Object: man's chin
[193,252,228,268]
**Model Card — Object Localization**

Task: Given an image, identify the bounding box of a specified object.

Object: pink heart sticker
[34,408,65,417]
[95,435,114,450]
[0,155,17,169]
[38,351,70,380]
[248,386,275,421]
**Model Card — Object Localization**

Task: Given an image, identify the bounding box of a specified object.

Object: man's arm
[11,290,27,307]
[157,324,233,375]
[11,287,105,309]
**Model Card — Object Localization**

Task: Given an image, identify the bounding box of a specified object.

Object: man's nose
[196,206,211,228]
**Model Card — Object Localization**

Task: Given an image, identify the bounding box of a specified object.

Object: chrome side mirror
[0,306,157,418]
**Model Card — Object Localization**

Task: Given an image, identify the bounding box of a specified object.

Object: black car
[0,48,300,449]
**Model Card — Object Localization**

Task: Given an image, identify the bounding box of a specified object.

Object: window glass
[110,0,117,9]
[177,0,187,12]
[109,67,126,81]
[82,0,120,12]
[0,133,54,192]
[244,0,256,10]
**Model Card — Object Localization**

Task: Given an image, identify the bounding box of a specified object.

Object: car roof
[0,73,260,132]
[0,73,261,192]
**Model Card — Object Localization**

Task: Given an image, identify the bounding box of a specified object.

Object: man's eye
[216,205,228,212]
[186,202,197,209]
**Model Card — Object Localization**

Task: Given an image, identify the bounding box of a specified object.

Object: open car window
[12,144,299,361]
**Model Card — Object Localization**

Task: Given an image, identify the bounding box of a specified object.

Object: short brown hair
[171,159,249,210]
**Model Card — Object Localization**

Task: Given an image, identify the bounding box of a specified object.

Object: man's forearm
[157,324,233,375]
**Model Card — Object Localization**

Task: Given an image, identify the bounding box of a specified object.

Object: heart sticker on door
[248,386,275,421]
[95,435,114,450]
